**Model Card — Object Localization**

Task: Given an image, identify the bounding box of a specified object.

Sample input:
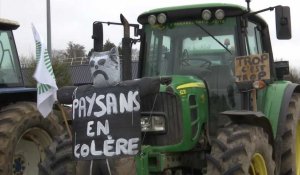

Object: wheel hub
[249,153,268,175]
[13,128,52,175]
[296,120,300,175]
[13,155,26,175]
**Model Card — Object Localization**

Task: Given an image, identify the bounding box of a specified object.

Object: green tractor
[131,3,298,175]
[43,2,299,175]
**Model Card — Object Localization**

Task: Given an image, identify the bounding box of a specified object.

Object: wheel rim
[297,120,300,175]
[249,153,268,175]
[13,127,52,175]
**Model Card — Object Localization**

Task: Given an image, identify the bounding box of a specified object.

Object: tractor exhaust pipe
[120,14,132,80]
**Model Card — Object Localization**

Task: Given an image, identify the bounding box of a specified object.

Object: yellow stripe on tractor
[176,82,205,90]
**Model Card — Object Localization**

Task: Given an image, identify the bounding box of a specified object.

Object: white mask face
[89,47,120,87]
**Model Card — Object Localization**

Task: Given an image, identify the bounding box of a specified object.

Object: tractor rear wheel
[0,102,63,175]
[279,93,300,175]
[38,133,103,175]
[207,124,275,175]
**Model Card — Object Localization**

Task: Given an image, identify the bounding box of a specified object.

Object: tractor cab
[137,3,291,112]
[0,19,23,88]
[0,19,35,107]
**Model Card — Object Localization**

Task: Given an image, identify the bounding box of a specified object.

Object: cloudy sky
[1,0,299,68]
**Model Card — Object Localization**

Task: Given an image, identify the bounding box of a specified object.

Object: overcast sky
[1,0,299,69]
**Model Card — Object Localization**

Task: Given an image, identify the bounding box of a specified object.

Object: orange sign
[235,53,270,82]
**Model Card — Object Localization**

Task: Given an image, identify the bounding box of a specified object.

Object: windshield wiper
[193,21,232,55]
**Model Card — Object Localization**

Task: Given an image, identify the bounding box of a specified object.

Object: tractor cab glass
[245,21,263,55]
[0,30,23,87]
[143,17,240,110]
[143,18,237,76]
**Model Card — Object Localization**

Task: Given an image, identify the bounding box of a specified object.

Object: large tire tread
[0,102,63,174]
[38,133,76,175]
[279,93,300,175]
[207,124,275,175]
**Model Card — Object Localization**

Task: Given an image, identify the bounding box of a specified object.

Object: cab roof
[138,3,248,24]
[0,18,20,30]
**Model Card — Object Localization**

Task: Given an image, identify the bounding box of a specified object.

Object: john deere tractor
[131,3,298,175]
[0,19,63,175]
[42,2,299,175]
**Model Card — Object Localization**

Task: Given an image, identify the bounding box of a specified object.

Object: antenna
[246,0,251,11]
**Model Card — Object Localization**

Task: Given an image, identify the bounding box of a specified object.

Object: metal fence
[60,57,89,65]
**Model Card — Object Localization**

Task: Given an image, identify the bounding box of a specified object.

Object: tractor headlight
[157,13,167,24]
[215,9,225,20]
[141,114,166,132]
[202,9,212,21]
[148,15,157,25]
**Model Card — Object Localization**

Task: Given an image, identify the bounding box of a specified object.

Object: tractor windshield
[143,18,237,77]
[0,30,23,87]
[143,17,241,110]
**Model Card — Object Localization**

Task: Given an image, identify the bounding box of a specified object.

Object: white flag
[32,24,58,118]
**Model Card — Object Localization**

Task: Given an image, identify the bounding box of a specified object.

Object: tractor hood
[160,75,207,95]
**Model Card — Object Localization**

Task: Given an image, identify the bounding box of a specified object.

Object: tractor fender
[219,110,274,145]
[276,83,300,139]
[256,82,300,175]
[0,87,36,107]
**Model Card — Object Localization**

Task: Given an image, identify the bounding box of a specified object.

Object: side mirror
[92,22,103,52]
[275,6,291,39]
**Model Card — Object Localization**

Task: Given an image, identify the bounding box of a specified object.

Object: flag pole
[47,0,52,59]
